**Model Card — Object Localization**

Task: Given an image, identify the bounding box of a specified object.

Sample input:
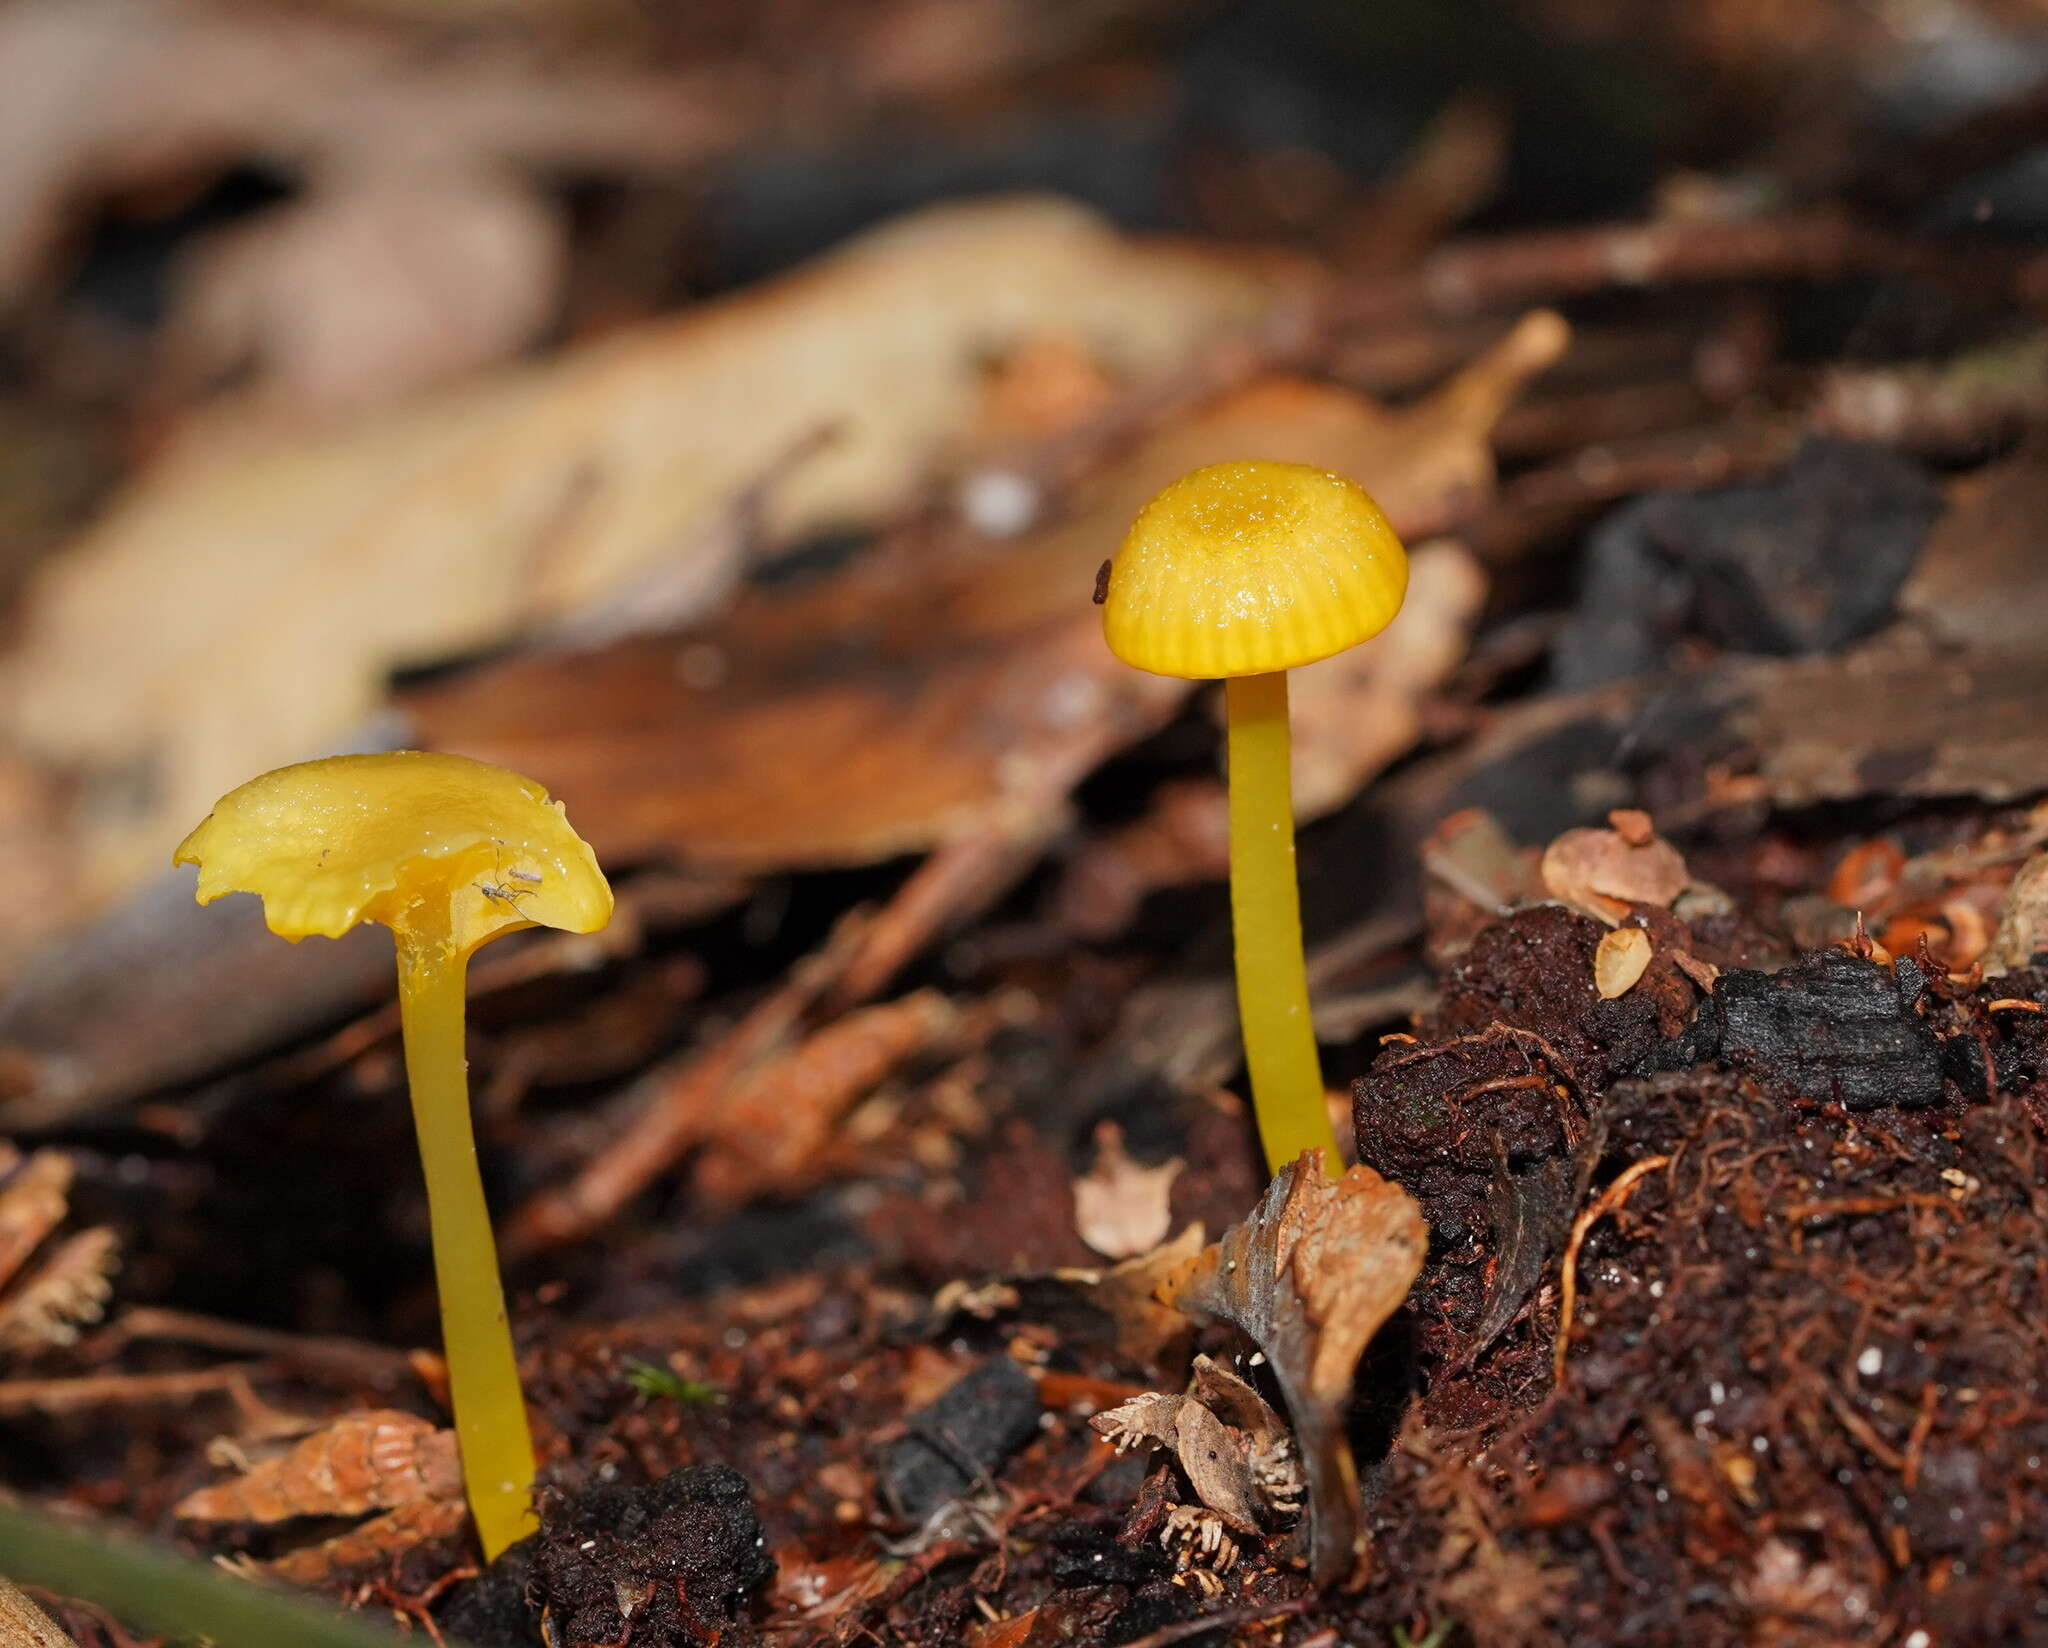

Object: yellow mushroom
[1101,461,1407,1175]
[175,752,612,1558]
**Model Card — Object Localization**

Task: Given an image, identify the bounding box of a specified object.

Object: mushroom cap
[1101,460,1408,679]
[175,751,612,953]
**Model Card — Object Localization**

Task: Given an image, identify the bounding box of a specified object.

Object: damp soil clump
[1351,898,2048,1647]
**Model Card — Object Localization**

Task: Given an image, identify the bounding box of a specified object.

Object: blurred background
[4,0,2048,1263]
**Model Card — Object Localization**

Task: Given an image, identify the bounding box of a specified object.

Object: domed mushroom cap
[175,751,612,953]
[1101,460,1408,679]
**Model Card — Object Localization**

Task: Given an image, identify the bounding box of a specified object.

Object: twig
[500,911,870,1261]
[1112,1597,1313,1648]
[104,1307,417,1387]
[1554,1156,1670,1384]
[0,1363,271,1416]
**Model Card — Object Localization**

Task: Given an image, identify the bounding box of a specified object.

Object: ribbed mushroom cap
[175,751,612,954]
[1101,460,1407,679]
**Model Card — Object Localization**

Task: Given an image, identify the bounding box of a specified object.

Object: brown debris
[0,1578,79,1648]
[1071,1123,1183,1262]
[174,1410,461,1524]
[693,989,963,1211]
[1540,816,1690,926]
[0,1227,116,1354]
[1591,925,1652,1000]
[261,1496,472,1588]
[1170,1155,1427,1584]
[0,1149,118,1357]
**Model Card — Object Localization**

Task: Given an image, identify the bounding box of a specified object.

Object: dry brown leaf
[407,321,1563,881]
[1,196,1281,918]
[0,1152,70,1291]
[0,1228,117,1354]
[160,162,565,418]
[1168,1155,1427,1584]
[0,0,762,308]
[1540,816,1689,925]
[1593,925,1653,999]
[1088,1355,1294,1538]
[1090,1390,1186,1456]
[1985,849,2048,975]
[1085,1222,1208,1373]
[261,1496,473,1587]
[174,1409,460,1523]
[1072,1122,1183,1262]
[1421,807,1539,915]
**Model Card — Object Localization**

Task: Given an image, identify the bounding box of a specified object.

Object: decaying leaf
[261,1496,472,1588]
[0,1227,117,1353]
[1167,1155,1427,1584]
[1089,1354,1295,1538]
[174,1409,461,1523]
[1540,812,1689,925]
[1072,1122,1183,1262]
[410,323,1565,881]
[1079,1221,1209,1373]
[1593,925,1653,998]
[1422,807,1537,917]
[0,1149,119,1356]
[1,195,1282,917]
[160,161,565,419]
[0,1151,70,1289]
[1984,849,2048,974]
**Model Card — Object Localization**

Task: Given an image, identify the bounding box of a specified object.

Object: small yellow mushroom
[1101,461,1407,1174]
[176,752,612,1558]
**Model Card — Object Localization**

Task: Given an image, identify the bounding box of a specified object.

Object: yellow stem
[394,930,536,1559]
[1225,671,1339,1176]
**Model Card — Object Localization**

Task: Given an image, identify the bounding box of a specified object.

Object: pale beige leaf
[1072,1122,1182,1262]
[161,162,565,419]
[1593,925,1653,999]
[0,196,1280,917]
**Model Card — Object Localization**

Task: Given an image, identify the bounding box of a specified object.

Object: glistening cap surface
[1101,460,1408,679]
[175,750,612,953]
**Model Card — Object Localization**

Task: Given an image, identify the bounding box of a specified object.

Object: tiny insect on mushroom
[1100,461,1407,1175]
[174,752,612,1559]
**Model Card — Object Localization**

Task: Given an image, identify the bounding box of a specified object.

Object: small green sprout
[622,1358,725,1406]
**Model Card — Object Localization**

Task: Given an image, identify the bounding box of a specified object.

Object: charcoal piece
[1552,439,1944,689]
[880,1355,1043,1520]
[447,1464,773,1648]
[1049,1526,1172,1587]
[1697,948,1944,1111]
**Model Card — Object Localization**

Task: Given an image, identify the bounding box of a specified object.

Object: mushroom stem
[394,929,535,1560]
[1224,671,1340,1176]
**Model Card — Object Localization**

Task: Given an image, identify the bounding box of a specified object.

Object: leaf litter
[14,15,2048,1646]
